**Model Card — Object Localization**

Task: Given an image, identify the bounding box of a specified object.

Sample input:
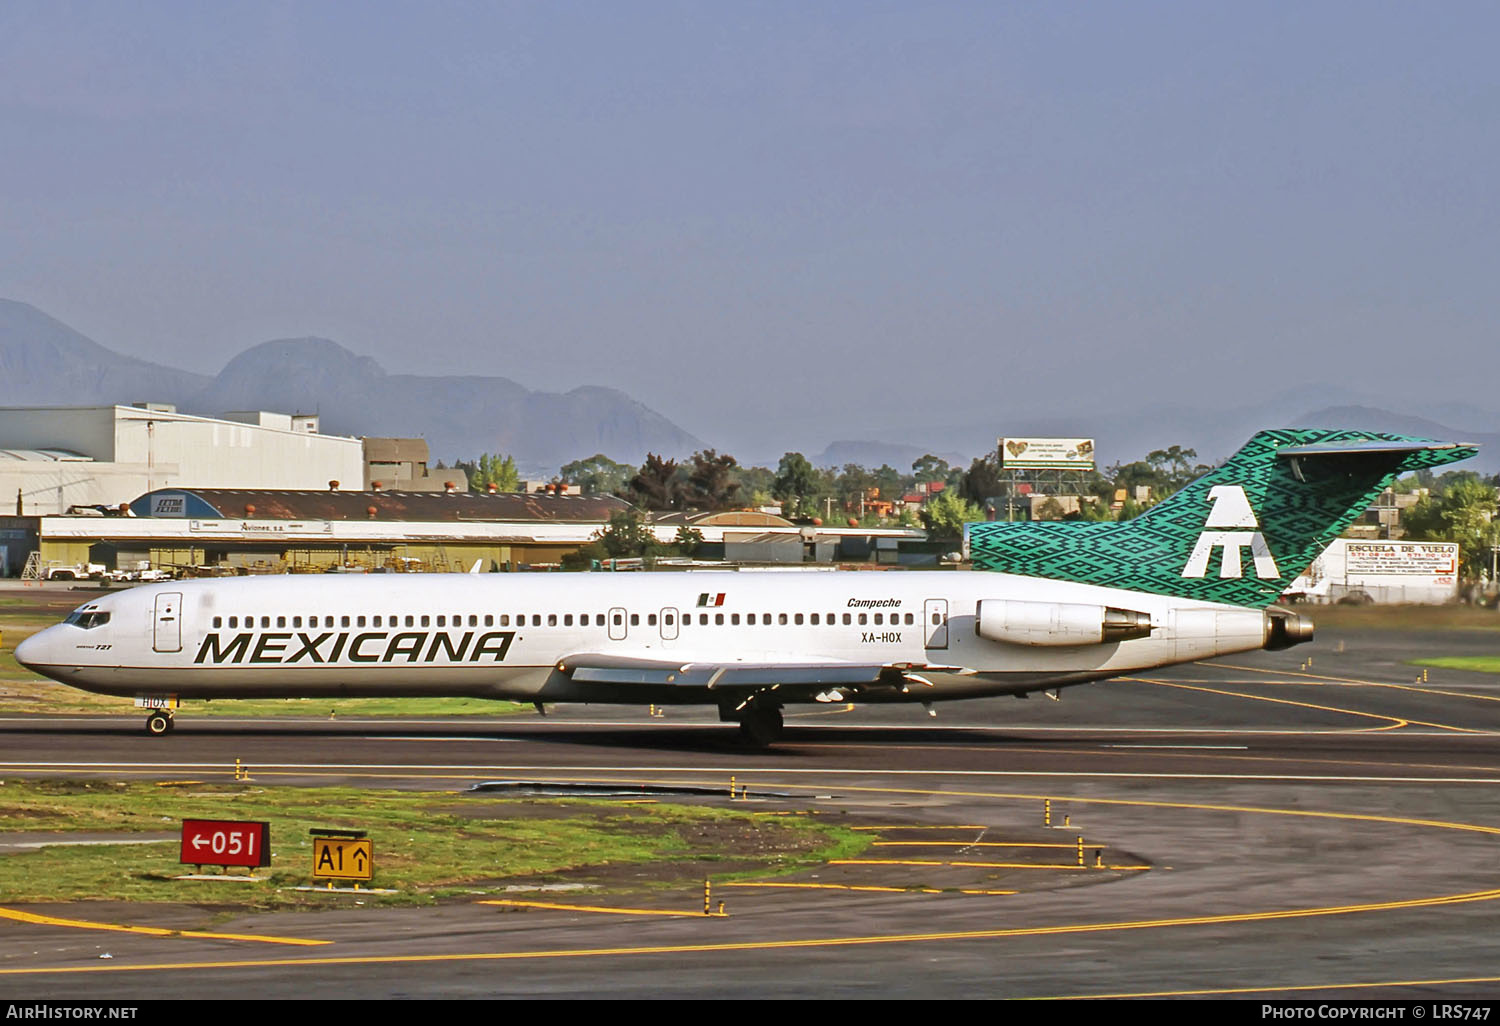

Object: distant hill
[815,440,967,472]
[0,300,209,406]
[1293,405,1500,476]
[194,337,704,470]
[0,301,702,472]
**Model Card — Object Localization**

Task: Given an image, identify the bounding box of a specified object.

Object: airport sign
[180,819,271,868]
[312,835,374,881]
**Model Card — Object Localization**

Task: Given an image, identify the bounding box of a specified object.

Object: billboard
[1343,542,1459,579]
[998,438,1096,472]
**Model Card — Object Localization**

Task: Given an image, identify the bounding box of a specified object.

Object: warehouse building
[28,487,632,575]
[0,404,365,515]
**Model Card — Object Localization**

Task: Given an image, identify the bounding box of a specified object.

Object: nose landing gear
[145,710,175,736]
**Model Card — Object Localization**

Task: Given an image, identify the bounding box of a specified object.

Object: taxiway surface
[3,623,1500,999]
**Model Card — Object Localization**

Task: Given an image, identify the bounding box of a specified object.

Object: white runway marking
[1103,744,1249,750]
[1,761,1499,785]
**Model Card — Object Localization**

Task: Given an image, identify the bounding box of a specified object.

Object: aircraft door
[608,607,627,641]
[153,592,183,653]
[923,598,949,650]
[659,608,679,641]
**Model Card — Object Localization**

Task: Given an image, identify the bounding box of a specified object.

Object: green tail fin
[965,429,1476,607]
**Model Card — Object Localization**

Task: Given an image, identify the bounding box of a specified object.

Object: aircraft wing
[554,652,965,690]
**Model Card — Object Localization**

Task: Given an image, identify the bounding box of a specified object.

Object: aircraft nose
[14,629,52,670]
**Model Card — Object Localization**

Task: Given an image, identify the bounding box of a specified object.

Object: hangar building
[0,404,365,516]
[28,487,631,575]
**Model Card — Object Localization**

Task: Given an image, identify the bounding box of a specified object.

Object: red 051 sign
[179,819,271,868]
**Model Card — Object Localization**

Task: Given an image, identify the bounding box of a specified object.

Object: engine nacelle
[976,599,1154,647]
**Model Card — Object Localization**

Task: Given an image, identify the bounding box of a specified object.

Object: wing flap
[559,653,962,689]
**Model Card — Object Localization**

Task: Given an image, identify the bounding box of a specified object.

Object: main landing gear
[144,710,175,736]
[736,701,783,748]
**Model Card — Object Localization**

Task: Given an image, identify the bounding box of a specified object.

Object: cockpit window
[64,611,111,629]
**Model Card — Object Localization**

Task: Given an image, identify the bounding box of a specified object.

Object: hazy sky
[2,2,1496,457]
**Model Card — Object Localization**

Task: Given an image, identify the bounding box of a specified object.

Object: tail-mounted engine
[976,600,1154,647]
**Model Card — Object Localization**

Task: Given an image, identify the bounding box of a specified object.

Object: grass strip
[0,780,869,908]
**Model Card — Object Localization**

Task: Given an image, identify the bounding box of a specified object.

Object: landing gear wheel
[145,711,173,736]
[737,703,784,748]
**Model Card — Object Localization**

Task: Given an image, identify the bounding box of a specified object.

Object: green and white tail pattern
[965,429,1476,607]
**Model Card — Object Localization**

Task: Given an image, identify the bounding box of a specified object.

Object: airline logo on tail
[1181,485,1280,580]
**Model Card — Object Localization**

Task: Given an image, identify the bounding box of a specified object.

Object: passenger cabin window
[437,616,446,627]
[564,614,573,626]
[779,613,788,625]
[810,614,819,625]
[648,613,657,626]
[548,614,557,627]
[483,615,493,627]
[874,613,882,625]
[629,614,639,626]
[227,617,236,628]
[357,616,366,627]
[341,616,350,628]
[500,615,510,626]
[715,613,724,625]
[795,613,804,625]
[730,613,740,625]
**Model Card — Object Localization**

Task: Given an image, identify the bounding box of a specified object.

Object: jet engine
[976,600,1154,647]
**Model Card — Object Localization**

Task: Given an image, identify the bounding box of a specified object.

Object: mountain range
[0,300,702,474]
[1,298,1495,477]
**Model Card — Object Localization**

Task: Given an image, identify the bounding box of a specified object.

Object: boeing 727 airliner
[15,430,1476,744]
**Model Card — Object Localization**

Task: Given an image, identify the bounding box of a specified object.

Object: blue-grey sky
[2,2,1496,458]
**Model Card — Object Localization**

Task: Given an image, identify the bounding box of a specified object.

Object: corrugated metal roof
[0,449,93,462]
[133,488,631,523]
[652,510,793,528]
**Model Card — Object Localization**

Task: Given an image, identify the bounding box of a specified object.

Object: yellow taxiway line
[0,906,329,946]
[871,841,1093,849]
[830,859,1145,871]
[6,887,1498,977]
[724,882,1017,896]
[478,899,725,918]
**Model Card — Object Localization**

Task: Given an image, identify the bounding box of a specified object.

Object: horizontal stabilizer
[1277,440,1478,458]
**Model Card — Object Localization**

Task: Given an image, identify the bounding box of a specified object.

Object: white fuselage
[16,570,1276,708]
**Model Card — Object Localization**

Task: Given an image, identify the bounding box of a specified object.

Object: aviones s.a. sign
[194,630,516,665]
[1182,485,1280,580]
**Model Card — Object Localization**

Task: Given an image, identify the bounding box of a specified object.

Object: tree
[674,525,705,557]
[463,453,520,493]
[560,454,634,496]
[773,452,818,519]
[682,450,741,510]
[624,454,684,511]
[1402,475,1500,579]
[912,454,951,485]
[922,489,984,540]
[959,453,1001,507]
[597,509,659,559]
